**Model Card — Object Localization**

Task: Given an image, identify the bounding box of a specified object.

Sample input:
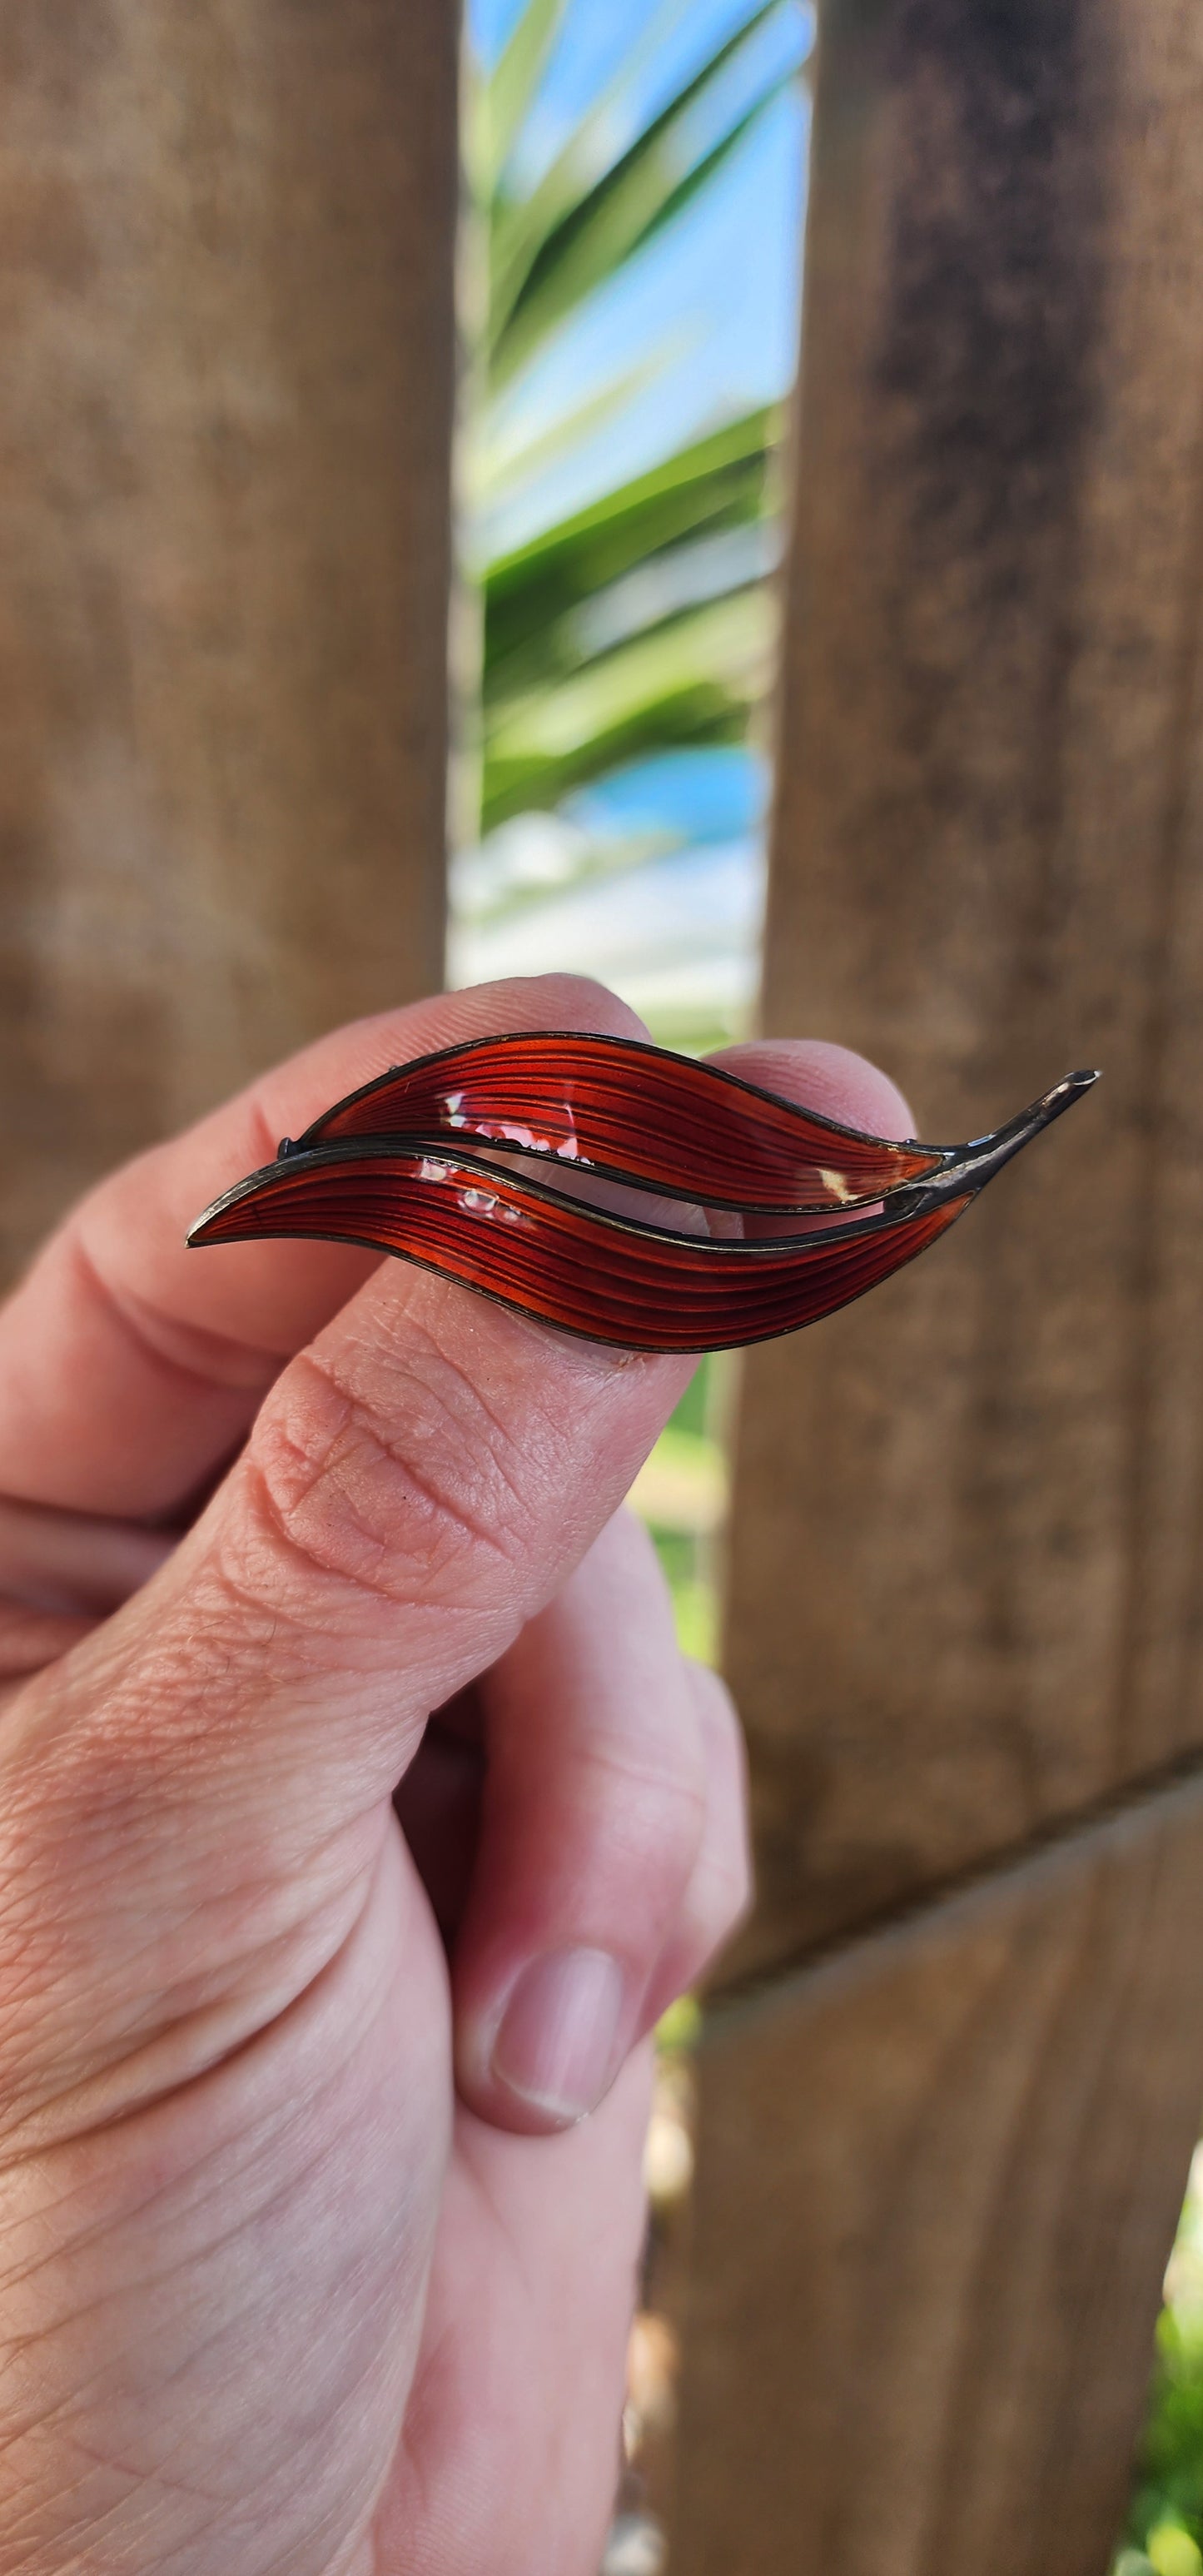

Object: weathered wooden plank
[0,0,459,1279]
[723,0,1203,1977]
[672,1779,1203,2576]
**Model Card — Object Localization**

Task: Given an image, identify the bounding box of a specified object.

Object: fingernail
[490,1947,626,2122]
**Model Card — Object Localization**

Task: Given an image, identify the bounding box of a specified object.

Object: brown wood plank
[723,0,1203,1978]
[672,1778,1203,2576]
[0,0,459,1280]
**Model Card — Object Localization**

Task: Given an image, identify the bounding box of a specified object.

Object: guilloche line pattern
[190,1148,970,1354]
[287,1030,942,1215]
[191,1038,1097,1350]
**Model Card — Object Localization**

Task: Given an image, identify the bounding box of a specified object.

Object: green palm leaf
[462,0,804,852]
[483,587,776,826]
[482,0,570,190]
[489,0,788,385]
[485,407,779,682]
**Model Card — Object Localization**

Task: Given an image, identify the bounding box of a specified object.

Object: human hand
[0,976,911,2575]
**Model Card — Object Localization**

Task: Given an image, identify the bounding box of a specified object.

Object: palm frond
[482,0,570,190]
[485,406,779,677]
[462,0,801,900]
[489,0,789,385]
[483,587,776,825]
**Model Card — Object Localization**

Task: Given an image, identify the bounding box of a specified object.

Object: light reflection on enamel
[454,1181,530,1227]
[438,1087,583,1161]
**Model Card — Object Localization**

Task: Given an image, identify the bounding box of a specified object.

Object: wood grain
[673,1779,1203,2576]
[722,0,1203,1977]
[0,0,459,1279]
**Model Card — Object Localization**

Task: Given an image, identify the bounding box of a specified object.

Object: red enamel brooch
[188,1031,1097,1353]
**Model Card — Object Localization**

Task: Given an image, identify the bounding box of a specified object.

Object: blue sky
[472,0,806,107]
[470,0,812,555]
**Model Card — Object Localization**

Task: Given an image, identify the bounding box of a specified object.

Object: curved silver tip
[1041,1067,1101,1111]
[922,1065,1101,1207]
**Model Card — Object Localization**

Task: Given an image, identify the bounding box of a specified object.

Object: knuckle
[243,1326,539,1617]
[579,1738,708,1887]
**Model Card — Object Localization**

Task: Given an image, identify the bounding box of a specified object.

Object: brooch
[188,1032,1097,1353]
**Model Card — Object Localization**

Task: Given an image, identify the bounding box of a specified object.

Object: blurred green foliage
[1115,2159,1203,2574]
[458,0,798,1643]
[481,416,779,827]
[462,0,795,835]
[480,0,790,392]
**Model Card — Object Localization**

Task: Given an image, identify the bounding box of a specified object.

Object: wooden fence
[4,2,1203,2569]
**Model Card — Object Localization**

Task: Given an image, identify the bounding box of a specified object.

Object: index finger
[0,977,652,1519]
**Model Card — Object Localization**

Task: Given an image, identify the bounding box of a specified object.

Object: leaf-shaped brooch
[188,1031,1098,1354]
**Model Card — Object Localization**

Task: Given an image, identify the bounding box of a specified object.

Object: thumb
[0,1243,692,2144]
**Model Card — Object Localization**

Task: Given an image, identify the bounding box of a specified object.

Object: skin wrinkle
[194,1532,507,1751]
[0,2244,390,2569]
[451,2120,539,2320]
[0,2472,97,2570]
[0,1731,390,2150]
[0,1682,227,1889]
[0,1829,88,2041]
[363,1309,553,1544]
[18,1564,369,1824]
[377,1305,526,1456]
[350,1290,579,1517]
[0,1832,390,2156]
[250,1349,533,1609]
[104,2175,434,2559]
[0,1552,291,1807]
[17,2435,231,2542]
[393,2326,453,2544]
[3,2123,362,2380]
[50,1899,370,2136]
[0,1951,390,2295]
[0,1937,425,2360]
[0,2421,225,2569]
[0,1673,258,1901]
[237,1454,520,1688]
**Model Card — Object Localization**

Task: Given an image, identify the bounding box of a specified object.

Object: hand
[0,975,911,2575]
